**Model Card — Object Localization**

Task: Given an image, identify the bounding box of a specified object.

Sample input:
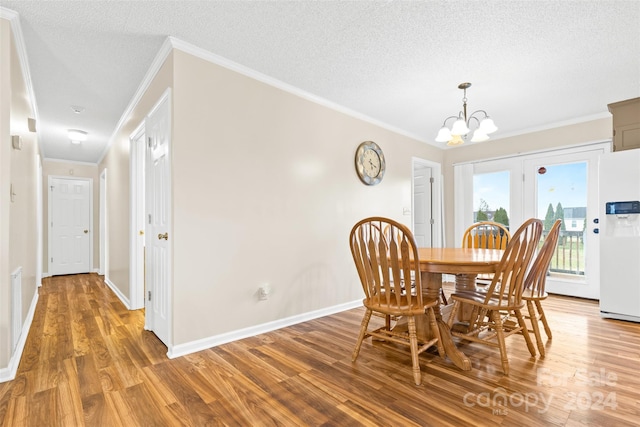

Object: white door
[523,149,603,299]
[455,143,606,299]
[49,177,92,275]
[145,91,171,348]
[413,163,433,247]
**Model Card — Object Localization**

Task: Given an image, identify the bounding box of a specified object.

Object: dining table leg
[453,273,479,322]
[422,271,471,371]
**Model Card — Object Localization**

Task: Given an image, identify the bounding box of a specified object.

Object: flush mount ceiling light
[435,82,498,146]
[68,129,88,144]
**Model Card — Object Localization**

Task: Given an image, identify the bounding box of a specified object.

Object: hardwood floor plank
[1,274,639,426]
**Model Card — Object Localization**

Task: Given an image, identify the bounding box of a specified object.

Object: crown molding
[1,7,42,156]
[97,37,174,165]
[167,36,429,146]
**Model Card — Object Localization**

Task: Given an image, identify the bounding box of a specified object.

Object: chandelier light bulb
[435,126,452,143]
[434,82,497,146]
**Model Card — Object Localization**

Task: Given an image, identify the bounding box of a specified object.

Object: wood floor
[1,274,639,426]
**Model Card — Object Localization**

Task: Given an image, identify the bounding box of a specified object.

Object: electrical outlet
[258,284,271,300]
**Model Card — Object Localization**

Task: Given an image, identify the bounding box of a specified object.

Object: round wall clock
[355,141,386,185]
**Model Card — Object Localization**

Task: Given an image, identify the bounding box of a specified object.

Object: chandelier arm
[441,115,460,127]
[468,110,490,120]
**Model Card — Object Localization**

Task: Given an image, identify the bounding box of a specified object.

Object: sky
[473,162,587,219]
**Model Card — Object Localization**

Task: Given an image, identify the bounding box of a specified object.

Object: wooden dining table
[398,247,504,370]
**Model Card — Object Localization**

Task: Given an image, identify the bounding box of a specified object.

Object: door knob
[158,232,168,240]
[139,230,144,235]
[84,230,89,234]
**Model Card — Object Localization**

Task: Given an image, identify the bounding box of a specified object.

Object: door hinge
[148,214,152,224]
[430,218,435,225]
[148,291,151,301]
[148,137,153,148]
[429,177,435,184]
[50,185,54,191]
[51,257,53,262]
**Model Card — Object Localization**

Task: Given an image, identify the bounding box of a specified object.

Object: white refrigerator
[599,149,640,322]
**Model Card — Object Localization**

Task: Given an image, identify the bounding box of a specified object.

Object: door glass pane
[536,162,587,278]
[473,171,510,229]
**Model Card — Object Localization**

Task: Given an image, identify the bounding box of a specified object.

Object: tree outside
[554,202,566,231]
[544,203,555,231]
[493,207,509,227]
[476,199,489,221]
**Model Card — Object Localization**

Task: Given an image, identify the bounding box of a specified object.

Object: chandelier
[435,82,497,146]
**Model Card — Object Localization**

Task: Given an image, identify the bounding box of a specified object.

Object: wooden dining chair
[350,217,444,385]
[461,221,511,287]
[383,223,448,305]
[447,218,543,375]
[462,221,511,250]
[522,219,561,357]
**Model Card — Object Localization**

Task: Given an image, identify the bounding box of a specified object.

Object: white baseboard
[104,277,131,310]
[0,288,39,383]
[168,299,362,359]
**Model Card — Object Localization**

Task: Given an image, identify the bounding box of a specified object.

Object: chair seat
[451,290,525,311]
[521,288,548,300]
[363,295,438,317]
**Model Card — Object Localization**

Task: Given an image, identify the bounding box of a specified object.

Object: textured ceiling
[2,1,640,163]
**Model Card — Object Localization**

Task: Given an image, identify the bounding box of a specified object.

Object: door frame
[454,140,610,299]
[412,158,443,247]
[143,88,172,350]
[99,169,107,277]
[47,175,93,276]
[36,155,43,286]
[129,123,146,310]
[523,148,606,299]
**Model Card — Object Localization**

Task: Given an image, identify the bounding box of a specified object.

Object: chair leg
[352,309,372,362]
[407,316,422,386]
[427,307,445,358]
[447,301,460,328]
[491,311,510,375]
[536,300,552,339]
[515,309,536,357]
[527,300,545,357]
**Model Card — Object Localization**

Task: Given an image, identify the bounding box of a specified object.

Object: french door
[456,143,608,299]
[523,150,602,299]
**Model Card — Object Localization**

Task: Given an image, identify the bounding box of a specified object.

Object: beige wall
[99,52,174,300]
[441,118,612,246]
[42,161,99,274]
[1,17,39,371]
[170,50,442,345]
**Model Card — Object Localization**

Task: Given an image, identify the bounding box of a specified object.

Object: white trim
[36,155,43,286]
[488,112,612,143]
[0,288,38,383]
[47,175,94,275]
[411,157,443,248]
[168,299,362,359]
[129,123,145,310]
[99,169,107,277]
[42,158,100,167]
[453,140,612,167]
[97,38,174,164]
[104,277,131,310]
[0,7,41,156]
[169,37,427,145]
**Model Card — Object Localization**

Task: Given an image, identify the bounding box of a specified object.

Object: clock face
[355,141,385,185]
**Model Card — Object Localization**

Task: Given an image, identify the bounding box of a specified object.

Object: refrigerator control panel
[605,200,640,215]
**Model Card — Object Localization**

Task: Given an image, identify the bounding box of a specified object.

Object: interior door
[523,150,602,299]
[49,177,92,275]
[413,163,433,247]
[145,91,171,348]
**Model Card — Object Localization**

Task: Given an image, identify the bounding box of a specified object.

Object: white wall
[169,50,443,345]
[442,118,612,246]
[0,16,40,379]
